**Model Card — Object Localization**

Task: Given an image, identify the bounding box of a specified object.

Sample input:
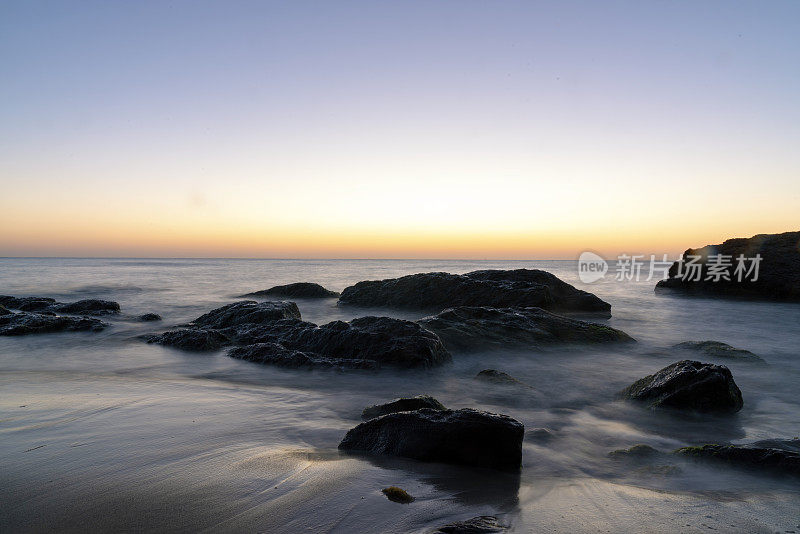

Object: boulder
[338,269,610,315]
[144,329,230,351]
[656,231,800,301]
[190,300,301,328]
[0,296,57,312]
[620,360,743,413]
[138,313,162,322]
[0,312,107,336]
[381,486,414,504]
[241,282,339,298]
[673,444,800,476]
[673,341,763,363]
[338,408,524,472]
[228,342,378,370]
[475,369,531,388]
[431,516,507,533]
[51,299,120,315]
[419,306,633,351]
[361,395,446,420]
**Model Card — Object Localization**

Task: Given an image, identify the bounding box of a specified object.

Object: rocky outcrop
[673,341,764,363]
[338,408,524,472]
[620,360,743,413]
[0,312,108,336]
[241,282,339,298]
[431,516,507,533]
[338,269,611,315]
[361,395,446,420]
[0,296,120,315]
[229,342,378,370]
[191,300,301,328]
[655,231,800,301]
[418,306,633,351]
[144,328,230,351]
[674,444,800,476]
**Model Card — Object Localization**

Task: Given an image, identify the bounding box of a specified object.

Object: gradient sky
[1,1,798,258]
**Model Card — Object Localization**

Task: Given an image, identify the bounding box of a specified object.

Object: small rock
[673,444,800,476]
[362,395,446,420]
[609,444,663,460]
[525,428,553,443]
[673,341,764,363]
[431,515,507,533]
[381,486,414,504]
[0,312,108,336]
[241,282,339,298]
[475,369,531,388]
[52,299,120,315]
[138,313,162,322]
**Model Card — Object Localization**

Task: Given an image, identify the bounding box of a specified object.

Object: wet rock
[241,282,339,298]
[0,305,10,316]
[339,408,524,472]
[655,231,800,301]
[673,341,764,363]
[525,428,553,443]
[0,296,57,312]
[749,438,800,453]
[381,486,414,504]
[0,312,108,336]
[431,515,507,533]
[620,360,743,413]
[190,300,301,329]
[138,313,162,322]
[361,395,446,420]
[673,444,800,476]
[228,342,378,370]
[475,369,532,388]
[419,306,633,351]
[52,299,120,315]
[144,329,230,351]
[339,269,611,315]
[608,444,663,460]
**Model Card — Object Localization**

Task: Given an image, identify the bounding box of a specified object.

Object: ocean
[1,258,798,533]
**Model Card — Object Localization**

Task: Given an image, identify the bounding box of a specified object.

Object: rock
[228,342,378,370]
[418,306,633,351]
[361,395,446,420]
[241,282,339,298]
[673,341,764,363]
[749,438,800,453]
[475,369,531,388]
[381,486,414,504]
[0,305,10,316]
[338,408,524,472]
[525,428,553,443]
[144,329,230,351]
[0,312,107,336]
[51,299,120,315]
[138,313,162,322]
[0,296,57,312]
[431,515,507,533]
[608,444,663,460]
[190,300,301,329]
[673,444,800,476]
[620,360,743,413]
[655,231,800,301]
[338,269,611,315]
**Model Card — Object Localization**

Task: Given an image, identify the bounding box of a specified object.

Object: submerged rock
[138,313,162,322]
[655,231,800,301]
[673,444,800,476]
[381,486,414,504]
[338,269,611,315]
[241,282,339,298]
[525,428,553,443]
[419,306,633,351]
[620,360,743,413]
[608,444,663,460]
[339,408,524,472]
[431,515,507,533]
[361,395,446,420]
[190,300,300,329]
[0,312,107,336]
[229,342,378,370]
[475,369,531,388]
[144,329,230,351]
[673,341,764,363]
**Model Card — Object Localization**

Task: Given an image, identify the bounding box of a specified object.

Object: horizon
[2,1,799,257]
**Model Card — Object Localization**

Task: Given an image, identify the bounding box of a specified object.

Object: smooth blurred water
[1,258,798,533]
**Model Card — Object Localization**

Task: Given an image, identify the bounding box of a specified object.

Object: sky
[1,1,798,259]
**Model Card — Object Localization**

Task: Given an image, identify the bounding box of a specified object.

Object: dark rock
[673,341,763,363]
[0,305,10,316]
[620,360,743,413]
[608,444,663,460]
[419,306,633,351]
[338,269,610,315]
[338,408,524,472]
[431,515,507,533]
[361,395,446,420]
[0,296,57,312]
[475,369,531,388]
[229,342,378,370]
[381,486,414,504]
[673,444,800,476]
[656,231,800,301]
[144,329,230,351]
[52,299,120,315]
[190,300,301,328]
[241,282,339,298]
[0,312,107,336]
[139,313,162,322]
[749,438,800,453]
